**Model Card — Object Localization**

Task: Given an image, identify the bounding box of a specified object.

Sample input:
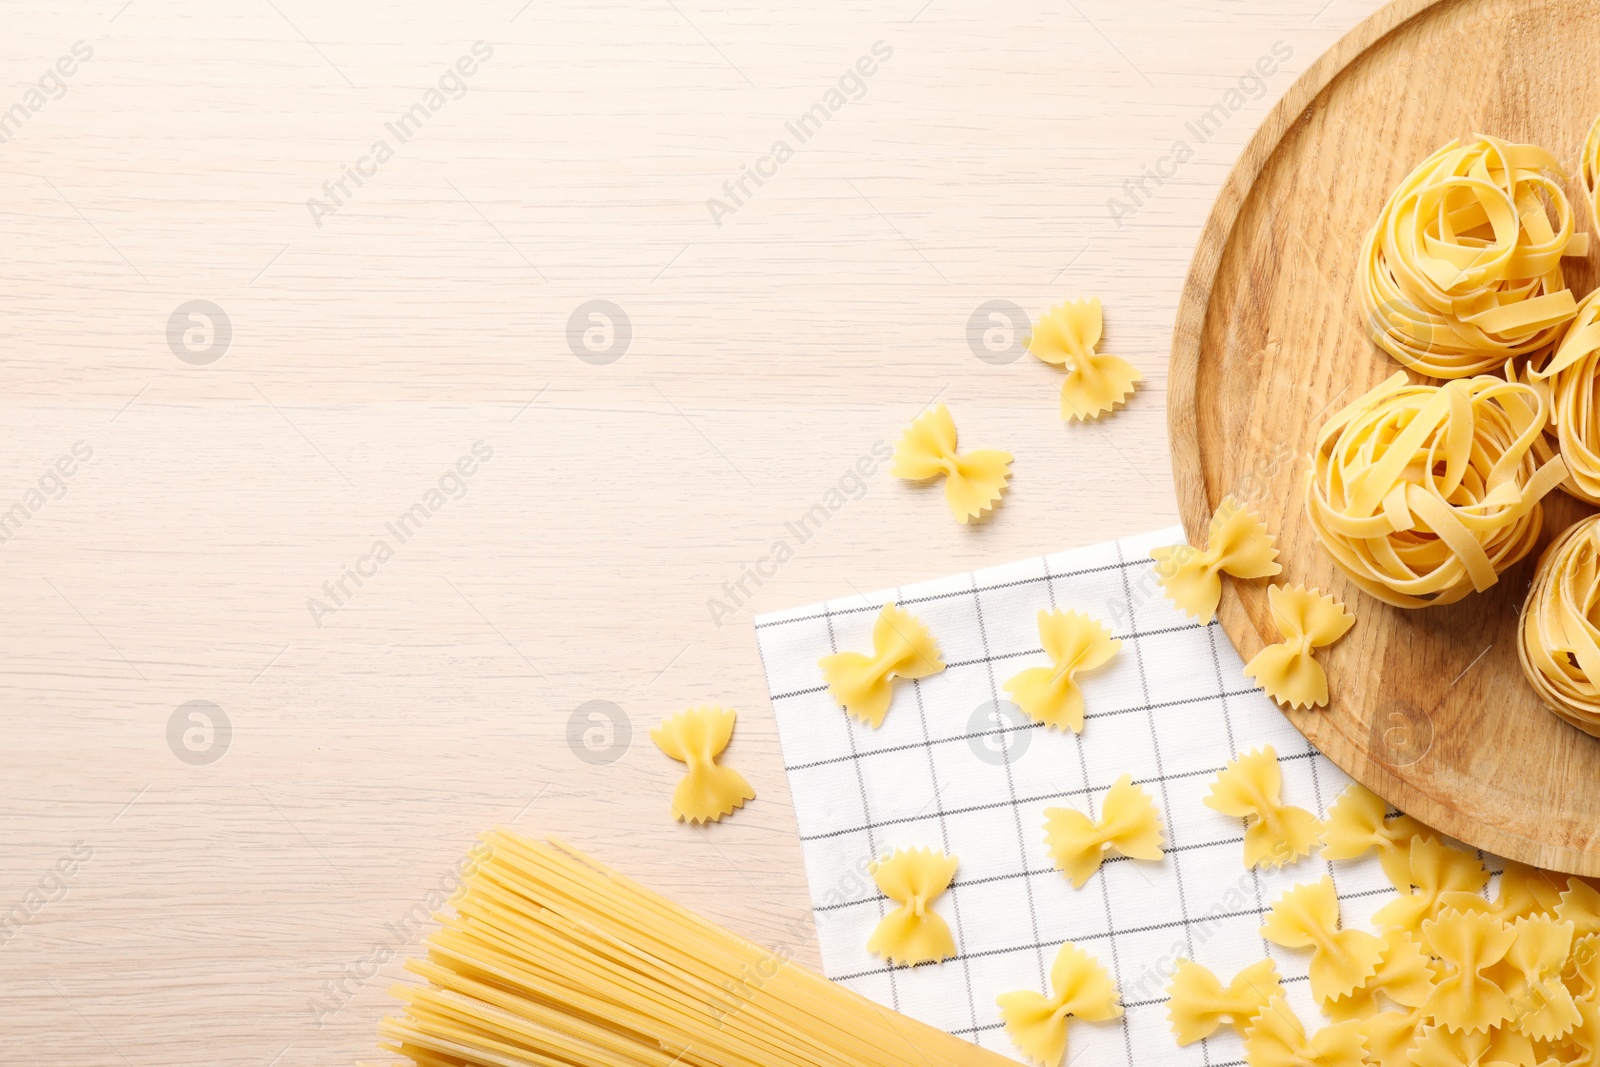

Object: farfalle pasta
[1003,609,1120,732]
[1502,915,1579,1041]
[1374,835,1489,932]
[1326,930,1433,1020]
[1261,876,1385,1004]
[1150,496,1281,623]
[1320,783,1423,885]
[1026,297,1140,421]
[1166,958,1281,1045]
[649,707,756,823]
[1243,585,1355,710]
[1357,1008,1425,1067]
[1360,135,1586,379]
[864,848,958,967]
[1419,910,1517,1033]
[1524,290,1600,505]
[1304,372,1565,607]
[997,941,1121,1067]
[1559,879,1600,939]
[890,404,1013,523]
[1518,514,1600,738]
[818,602,944,727]
[1243,995,1365,1067]
[1410,1022,1530,1067]
[1042,773,1163,887]
[1204,745,1321,869]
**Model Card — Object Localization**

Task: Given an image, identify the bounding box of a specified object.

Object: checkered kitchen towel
[753,526,1488,1067]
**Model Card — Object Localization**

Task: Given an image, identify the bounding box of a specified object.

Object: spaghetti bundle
[1304,372,1566,608]
[1519,515,1600,738]
[1526,289,1600,505]
[1360,135,1586,379]
[377,829,1012,1067]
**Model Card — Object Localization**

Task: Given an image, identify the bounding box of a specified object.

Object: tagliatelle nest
[1518,514,1600,739]
[1359,135,1587,379]
[1304,371,1566,608]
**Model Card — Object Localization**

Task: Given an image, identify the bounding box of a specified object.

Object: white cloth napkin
[753,525,1495,1067]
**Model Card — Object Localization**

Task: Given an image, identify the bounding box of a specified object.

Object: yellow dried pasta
[1524,290,1600,505]
[1419,910,1517,1033]
[1357,1008,1425,1067]
[1150,496,1282,624]
[1026,297,1140,421]
[1166,958,1282,1045]
[1558,880,1600,940]
[650,707,756,823]
[1326,930,1434,1020]
[1043,773,1163,888]
[1204,745,1321,869]
[1501,915,1579,1041]
[1003,609,1120,732]
[1262,876,1385,1004]
[1319,783,1424,886]
[865,848,958,967]
[1409,1022,1530,1067]
[1305,371,1565,608]
[1519,514,1600,739]
[1375,835,1489,933]
[1243,995,1365,1067]
[1360,135,1585,379]
[998,941,1121,1067]
[1243,585,1355,710]
[818,602,944,727]
[890,404,1013,523]
[1584,113,1600,234]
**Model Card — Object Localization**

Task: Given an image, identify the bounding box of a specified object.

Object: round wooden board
[1169,0,1600,874]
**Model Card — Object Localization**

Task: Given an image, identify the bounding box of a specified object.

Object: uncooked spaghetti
[376,829,1012,1067]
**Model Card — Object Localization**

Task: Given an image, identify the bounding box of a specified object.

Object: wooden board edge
[1159,0,1600,875]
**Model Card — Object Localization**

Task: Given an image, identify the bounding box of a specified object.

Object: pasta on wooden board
[1523,290,1600,505]
[1359,135,1586,379]
[1304,371,1566,607]
[1242,585,1354,710]
[1518,514,1600,738]
[1584,113,1600,235]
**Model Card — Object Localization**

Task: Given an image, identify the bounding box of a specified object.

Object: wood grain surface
[1170,0,1600,876]
[0,2,1387,1065]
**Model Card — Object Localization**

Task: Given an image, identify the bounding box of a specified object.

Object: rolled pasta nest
[1584,112,1600,234]
[1304,371,1566,608]
[1359,135,1586,379]
[1519,514,1600,738]
[1524,289,1600,505]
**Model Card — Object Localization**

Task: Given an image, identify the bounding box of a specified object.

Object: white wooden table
[0,2,1386,1063]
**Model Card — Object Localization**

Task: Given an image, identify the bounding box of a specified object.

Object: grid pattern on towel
[753,526,1498,1067]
